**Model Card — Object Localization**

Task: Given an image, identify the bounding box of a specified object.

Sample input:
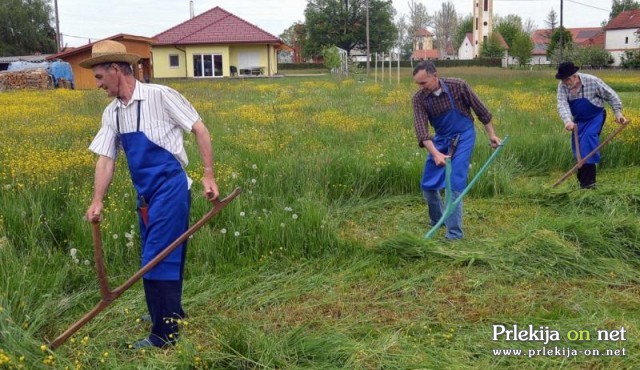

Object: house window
[476,18,478,30]
[625,37,629,44]
[169,54,179,68]
[193,54,223,77]
[419,42,424,50]
[484,0,489,11]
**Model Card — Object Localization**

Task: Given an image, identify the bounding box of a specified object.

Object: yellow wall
[152,46,189,78]
[153,44,278,78]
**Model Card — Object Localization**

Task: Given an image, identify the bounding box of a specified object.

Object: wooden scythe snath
[552,121,631,188]
[49,187,242,350]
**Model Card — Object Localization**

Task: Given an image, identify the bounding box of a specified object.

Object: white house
[458,33,475,60]
[605,9,640,66]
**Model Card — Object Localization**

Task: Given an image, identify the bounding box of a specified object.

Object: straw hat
[79,40,140,69]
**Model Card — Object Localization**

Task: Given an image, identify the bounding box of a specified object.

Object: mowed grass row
[0,67,639,369]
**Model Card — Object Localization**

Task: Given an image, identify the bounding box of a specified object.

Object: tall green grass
[1,68,639,368]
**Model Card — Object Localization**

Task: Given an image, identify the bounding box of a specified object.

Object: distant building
[605,9,640,66]
[411,28,440,60]
[473,0,493,58]
[153,6,286,78]
[531,27,605,65]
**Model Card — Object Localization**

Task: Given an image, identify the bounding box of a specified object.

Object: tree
[303,0,397,58]
[510,30,534,66]
[495,14,523,48]
[544,9,558,31]
[609,0,640,21]
[433,1,458,53]
[396,15,413,60]
[453,15,473,51]
[280,22,308,62]
[407,0,430,37]
[0,0,57,56]
[523,18,537,35]
[480,32,505,59]
[547,27,573,63]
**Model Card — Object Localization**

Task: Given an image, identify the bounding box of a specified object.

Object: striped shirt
[557,73,623,124]
[88,81,201,168]
[412,77,492,147]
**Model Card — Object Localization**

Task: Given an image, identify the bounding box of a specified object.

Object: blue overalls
[421,81,476,239]
[569,86,605,188]
[116,100,190,346]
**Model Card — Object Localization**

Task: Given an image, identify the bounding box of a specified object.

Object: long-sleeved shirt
[412,77,492,147]
[557,73,623,124]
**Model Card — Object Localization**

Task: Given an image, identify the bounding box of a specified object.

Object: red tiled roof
[495,32,509,50]
[411,49,440,60]
[153,6,283,46]
[606,9,640,30]
[530,27,605,55]
[465,32,474,43]
[416,28,433,37]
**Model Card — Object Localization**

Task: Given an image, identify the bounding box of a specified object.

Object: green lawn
[0,67,639,369]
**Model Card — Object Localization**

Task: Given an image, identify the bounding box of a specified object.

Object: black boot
[578,164,596,189]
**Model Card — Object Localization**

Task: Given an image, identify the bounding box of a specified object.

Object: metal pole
[54,0,61,52]
[375,53,378,83]
[366,0,370,75]
[397,52,400,84]
[559,0,564,62]
[381,52,385,84]
[388,50,391,82]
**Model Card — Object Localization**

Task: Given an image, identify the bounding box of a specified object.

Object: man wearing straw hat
[81,40,219,348]
[555,61,626,189]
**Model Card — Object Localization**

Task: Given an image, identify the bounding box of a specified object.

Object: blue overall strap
[115,101,141,134]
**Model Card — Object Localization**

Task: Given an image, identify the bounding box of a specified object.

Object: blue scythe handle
[425,135,510,239]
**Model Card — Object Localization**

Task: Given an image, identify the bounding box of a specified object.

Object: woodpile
[0,68,52,91]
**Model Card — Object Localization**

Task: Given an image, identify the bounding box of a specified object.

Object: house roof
[153,6,283,46]
[45,34,154,60]
[606,9,640,30]
[530,27,605,55]
[495,32,509,50]
[411,49,440,60]
[416,28,433,37]
[465,32,474,43]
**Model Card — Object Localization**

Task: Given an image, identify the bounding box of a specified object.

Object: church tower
[473,0,493,57]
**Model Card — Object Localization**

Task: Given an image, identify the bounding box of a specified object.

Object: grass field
[1,67,639,369]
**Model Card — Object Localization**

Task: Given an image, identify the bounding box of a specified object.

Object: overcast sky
[56,0,613,48]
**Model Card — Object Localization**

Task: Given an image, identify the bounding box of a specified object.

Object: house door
[193,54,223,77]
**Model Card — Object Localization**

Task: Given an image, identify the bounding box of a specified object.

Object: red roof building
[152,7,286,78]
[604,9,640,65]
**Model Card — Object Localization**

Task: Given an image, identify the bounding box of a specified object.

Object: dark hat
[79,40,140,69]
[555,61,579,79]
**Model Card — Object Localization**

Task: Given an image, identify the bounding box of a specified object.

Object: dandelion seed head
[239,211,245,217]
[220,228,227,234]
[234,231,240,237]
[251,164,258,170]
[292,214,298,220]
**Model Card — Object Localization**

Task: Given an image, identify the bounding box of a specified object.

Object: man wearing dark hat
[556,61,626,188]
[81,40,219,348]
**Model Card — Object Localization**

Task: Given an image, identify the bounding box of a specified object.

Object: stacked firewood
[0,68,52,91]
